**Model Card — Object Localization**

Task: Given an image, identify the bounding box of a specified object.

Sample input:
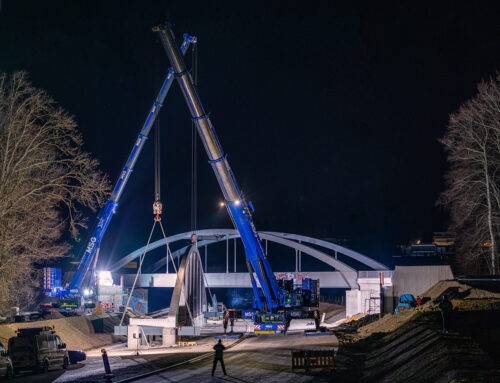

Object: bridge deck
[121,271,358,289]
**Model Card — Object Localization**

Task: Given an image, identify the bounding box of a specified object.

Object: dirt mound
[416,280,500,313]
[342,280,500,342]
[0,314,123,351]
[332,280,500,381]
[347,311,416,341]
[422,279,500,301]
[335,312,499,382]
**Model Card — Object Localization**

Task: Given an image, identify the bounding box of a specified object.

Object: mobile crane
[153,23,319,326]
[49,24,319,329]
[45,33,197,303]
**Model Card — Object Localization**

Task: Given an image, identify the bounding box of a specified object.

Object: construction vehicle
[205,294,226,321]
[46,22,319,330]
[8,327,69,374]
[43,34,197,307]
[153,22,320,332]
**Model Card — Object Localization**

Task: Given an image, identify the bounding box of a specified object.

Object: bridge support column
[127,325,142,349]
[162,327,176,346]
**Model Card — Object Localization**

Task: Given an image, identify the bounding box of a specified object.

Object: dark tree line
[440,74,500,275]
[0,72,110,313]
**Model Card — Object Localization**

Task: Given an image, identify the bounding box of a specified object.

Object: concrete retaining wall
[392,265,454,298]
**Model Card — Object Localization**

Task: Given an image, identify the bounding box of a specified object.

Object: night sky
[1,1,499,271]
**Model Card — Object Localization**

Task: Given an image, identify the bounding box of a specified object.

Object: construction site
[1,278,498,382]
[1,2,499,383]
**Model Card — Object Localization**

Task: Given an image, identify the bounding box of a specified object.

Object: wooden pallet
[177,341,197,347]
[291,349,334,371]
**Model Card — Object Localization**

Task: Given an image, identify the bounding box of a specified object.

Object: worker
[212,339,227,376]
[438,294,453,333]
[416,296,422,306]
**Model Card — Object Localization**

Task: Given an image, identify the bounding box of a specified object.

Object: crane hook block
[153,201,163,221]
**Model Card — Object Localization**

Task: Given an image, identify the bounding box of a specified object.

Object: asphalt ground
[41,332,338,383]
[7,363,84,383]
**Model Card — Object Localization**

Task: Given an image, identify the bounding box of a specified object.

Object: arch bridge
[110,229,389,290]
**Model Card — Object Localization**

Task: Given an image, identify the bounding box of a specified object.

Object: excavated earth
[331,280,500,382]
[0,313,125,351]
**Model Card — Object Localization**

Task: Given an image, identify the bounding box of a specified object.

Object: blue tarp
[399,294,416,303]
[394,294,416,314]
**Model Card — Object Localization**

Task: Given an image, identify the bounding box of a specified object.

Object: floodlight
[98,270,113,286]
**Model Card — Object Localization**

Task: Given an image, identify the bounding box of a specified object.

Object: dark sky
[1,1,499,269]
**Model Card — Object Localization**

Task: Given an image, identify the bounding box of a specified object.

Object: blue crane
[67,33,197,293]
[153,22,280,312]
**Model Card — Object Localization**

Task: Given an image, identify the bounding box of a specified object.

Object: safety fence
[291,349,335,371]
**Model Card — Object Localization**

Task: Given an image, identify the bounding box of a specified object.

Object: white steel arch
[109,229,388,273]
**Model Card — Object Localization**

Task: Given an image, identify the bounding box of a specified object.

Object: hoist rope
[188,44,214,309]
[120,220,157,326]
[191,43,198,232]
[119,219,195,327]
[154,115,161,202]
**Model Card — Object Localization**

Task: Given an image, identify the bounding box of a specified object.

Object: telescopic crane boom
[67,34,196,292]
[154,22,279,311]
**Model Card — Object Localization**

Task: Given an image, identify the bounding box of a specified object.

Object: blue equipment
[153,23,320,321]
[394,294,416,314]
[43,267,62,297]
[154,22,279,312]
[65,33,197,295]
[204,294,227,319]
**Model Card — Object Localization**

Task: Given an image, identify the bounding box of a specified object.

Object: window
[11,337,34,353]
[255,314,284,324]
[47,335,56,350]
[37,335,48,350]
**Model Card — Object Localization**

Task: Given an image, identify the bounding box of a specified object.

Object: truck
[8,327,69,374]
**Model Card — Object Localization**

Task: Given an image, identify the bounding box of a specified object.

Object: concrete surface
[53,333,338,382]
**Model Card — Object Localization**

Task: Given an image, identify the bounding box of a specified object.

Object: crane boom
[68,34,196,292]
[154,23,279,311]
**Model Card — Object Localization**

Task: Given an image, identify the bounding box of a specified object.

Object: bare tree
[440,74,500,275]
[0,72,110,313]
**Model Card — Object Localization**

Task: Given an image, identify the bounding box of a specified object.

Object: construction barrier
[291,349,335,371]
[215,335,242,340]
[305,332,331,336]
